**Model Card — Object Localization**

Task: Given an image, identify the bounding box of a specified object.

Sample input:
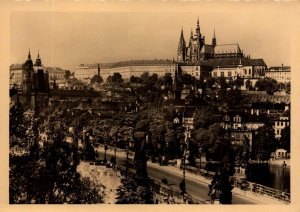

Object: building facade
[265,66,291,84]
[74,60,179,83]
[210,58,267,79]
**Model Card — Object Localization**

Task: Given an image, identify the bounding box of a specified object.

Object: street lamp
[126,139,129,174]
[199,147,202,173]
[281,161,287,192]
[180,143,187,196]
[104,143,108,163]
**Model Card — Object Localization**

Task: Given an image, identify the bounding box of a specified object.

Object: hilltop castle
[177,18,244,63]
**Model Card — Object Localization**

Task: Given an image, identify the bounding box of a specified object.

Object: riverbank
[269,159,290,168]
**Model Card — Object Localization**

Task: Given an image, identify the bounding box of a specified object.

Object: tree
[9,109,104,204]
[130,75,140,84]
[163,73,173,87]
[233,77,244,89]
[208,170,234,204]
[279,126,290,152]
[193,107,219,129]
[64,70,71,80]
[90,74,103,84]
[252,125,277,160]
[116,177,154,204]
[205,77,216,90]
[111,72,124,84]
[285,82,290,94]
[180,73,196,86]
[254,77,278,95]
[245,79,253,91]
[194,128,210,149]
[218,89,244,106]
[106,72,124,84]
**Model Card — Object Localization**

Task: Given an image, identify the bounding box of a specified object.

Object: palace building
[72,19,268,83]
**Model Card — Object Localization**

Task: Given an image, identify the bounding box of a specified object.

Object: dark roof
[162,99,186,107]
[281,110,290,117]
[214,44,242,54]
[10,64,23,70]
[80,59,177,69]
[200,57,266,68]
[46,67,65,73]
[251,102,286,110]
[201,45,215,54]
[50,89,102,97]
[268,66,291,71]
[183,107,196,117]
[221,110,268,123]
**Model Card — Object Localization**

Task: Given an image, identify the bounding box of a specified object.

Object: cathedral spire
[97,63,100,76]
[212,28,217,46]
[28,49,31,60]
[35,51,42,66]
[180,27,184,39]
[177,28,186,62]
[195,18,200,37]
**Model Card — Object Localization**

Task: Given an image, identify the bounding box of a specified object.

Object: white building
[10,64,23,88]
[210,58,267,79]
[265,66,291,84]
[274,110,290,139]
[74,60,180,83]
[180,65,201,80]
[46,67,65,81]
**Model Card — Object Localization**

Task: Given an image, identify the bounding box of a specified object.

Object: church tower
[22,49,34,93]
[97,63,101,76]
[34,51,42,67]
[177,28,186,62]
[190,19,205,63]
[212,28,217,47]
[172,66,181,100]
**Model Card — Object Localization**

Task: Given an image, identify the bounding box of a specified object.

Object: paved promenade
[96,146,287,204]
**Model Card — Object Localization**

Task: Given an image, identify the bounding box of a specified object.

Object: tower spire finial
[28,49,31,59]
[97,63,100,76]
[212,28,217,46]
[37,50,40,58]
[197,17,199,26]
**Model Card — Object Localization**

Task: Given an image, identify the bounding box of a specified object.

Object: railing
[232,178,290,203]
[152,180,207,204]
[183,165,291,203]
[97,145,290,203]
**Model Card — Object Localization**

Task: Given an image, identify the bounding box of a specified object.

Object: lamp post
[281,161,287,192]
[199,147,202,173]
[180,143,187,196]
[126,139,129,174]
[104,143,107,163]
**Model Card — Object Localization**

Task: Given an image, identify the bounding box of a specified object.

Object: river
[246,164,290,193]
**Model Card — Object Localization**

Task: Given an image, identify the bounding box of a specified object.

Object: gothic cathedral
[177,19,217,63]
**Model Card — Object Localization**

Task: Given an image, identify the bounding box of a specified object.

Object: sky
[10,3,295,71]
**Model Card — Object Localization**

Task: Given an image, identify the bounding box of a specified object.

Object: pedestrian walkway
[77,161,121,204]
[147,162,287,204]
[96,146,287,204]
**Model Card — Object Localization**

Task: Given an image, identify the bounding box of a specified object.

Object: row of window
[275,121,289,127]
[223,115,241,122]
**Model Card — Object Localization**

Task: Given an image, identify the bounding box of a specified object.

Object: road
[96,148,259,204]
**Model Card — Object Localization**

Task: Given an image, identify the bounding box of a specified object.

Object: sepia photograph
[2,0,299,209]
